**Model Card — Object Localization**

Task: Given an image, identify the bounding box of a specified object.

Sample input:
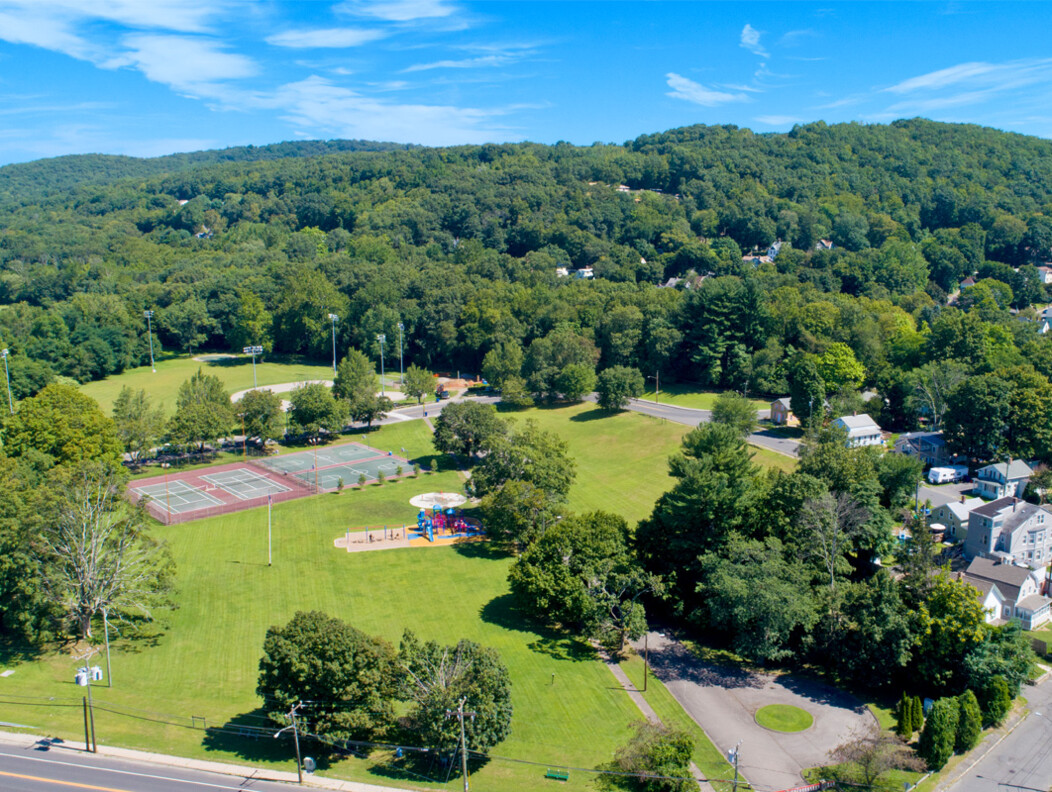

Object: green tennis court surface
[132,480,224,515]
[200,468,292,501]
[259,441,408,490]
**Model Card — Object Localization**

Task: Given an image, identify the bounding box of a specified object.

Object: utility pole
[267,492,273,567]
[328,314,339,376]
[102,609,112,688]
[446,697,475,792]
[144,310,156,372]
[728,741,742,792]
[397,322,404,385]
[377,334,386,397]
[274,702,304,784]
[0,349,12,414]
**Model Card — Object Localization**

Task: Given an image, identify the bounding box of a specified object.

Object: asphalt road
[0,742,297,792]
[950,678,1052,792]
[617,397,803,458]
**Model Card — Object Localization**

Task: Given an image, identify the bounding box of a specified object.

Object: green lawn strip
[618,655,737,792]
[747,444,798,474]
[2,470,642,792]
[637,385,768,412]
[80,354,335,415]
[507,403,688,525]
[754,704,813,732]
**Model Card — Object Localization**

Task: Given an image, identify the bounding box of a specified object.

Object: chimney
[960,495,966,503]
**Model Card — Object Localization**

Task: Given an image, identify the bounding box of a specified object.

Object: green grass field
[0,408,707,791]
[637,384,769,412]
[754,704,813,732]
[79,354,335,415]
[748,444,798,474]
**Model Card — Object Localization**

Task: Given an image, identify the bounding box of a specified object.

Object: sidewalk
[0,729,413,792]
[599,648,715,792]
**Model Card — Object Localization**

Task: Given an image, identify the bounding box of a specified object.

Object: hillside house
[816,239,834,251]
[832,414,883,448]
[974,460,1032,500]
[931,497,986,542]
[1037,265,1052,285]
[964,497,1052,565]
[962,557,1051,630]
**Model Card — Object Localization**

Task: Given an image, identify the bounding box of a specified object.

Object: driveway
[641,632,874,792]
[918,480,974,509]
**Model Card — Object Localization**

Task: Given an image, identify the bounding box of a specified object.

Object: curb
[935,707,1028,792]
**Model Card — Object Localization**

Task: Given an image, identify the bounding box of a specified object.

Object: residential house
[894,431,954,467]
[742,254,772,267]
[658,277,681,289]
[960,276,977,289]
[555,267,569,278]
[964,497,1052,566]
[832,414,883,448]
[931,497,985,542]
[574,267,594,280]
[962,557,1051,630]
[770,397,796,426]
[816,239,834,251]
[974,460,1032,500]
[1036,265,1052,285]
[767,240,783,260]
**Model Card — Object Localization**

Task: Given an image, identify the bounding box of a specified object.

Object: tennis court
[259,441,410,492]
[128,461,313,524]
[132,480,224,515]
[200,468,292,501]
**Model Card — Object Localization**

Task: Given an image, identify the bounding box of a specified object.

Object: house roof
[833,413,881,432]
[978,460,1033,480]
[772,397,791,409]
[965,576,1002,602]
[1016,594,1052,612]
[972,497,1019,519]
[965,557,1032,603]
[939,498,984,521]
[898,431,947,448]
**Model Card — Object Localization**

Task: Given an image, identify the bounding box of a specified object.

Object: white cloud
[0,0,220,34]
[740,24,768,58]
[720,83,764,93]
[339,0,458,22]
[666,73,749,107]
[779,29,818,47]
[404,55,510,72]
[109,35,257,95]
[754,115,803,125]
[0,10,92,59]
[884,58,1052,94]
[258,75,513,146]
[267,28,386,49]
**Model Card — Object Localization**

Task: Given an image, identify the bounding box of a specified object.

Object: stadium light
[143,310,156,372]
[243,345,263,388]
[0,349,12,414]
[397,322,404,386]
[376,334,386,397]
[328,314,339,376]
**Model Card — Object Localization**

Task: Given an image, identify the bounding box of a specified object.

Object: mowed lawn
[79,354,335,415]
[637,384,769,412]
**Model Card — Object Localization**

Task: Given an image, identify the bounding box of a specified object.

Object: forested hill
[2,118,1052,467]
[0,139,417,207]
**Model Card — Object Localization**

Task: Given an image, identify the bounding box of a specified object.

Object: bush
[396,465,403,477]
[337,476,345,494]
[377,470,386,486]
[918,697,959,770]
[955,690,982,753]
[895,693,913,739]
[599,721,695,792]
[413,462,421,477]
[977,675,1012,727]
[358,472,367,488]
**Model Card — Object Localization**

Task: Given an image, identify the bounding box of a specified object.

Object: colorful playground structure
[415,504,482,542]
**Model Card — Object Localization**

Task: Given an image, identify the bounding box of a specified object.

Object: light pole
[376,334,386,397]
[243,345,263,388]
[328,314,339,376]
[144,310,156,372]
[397,322,404,385]
[0,349,12,414]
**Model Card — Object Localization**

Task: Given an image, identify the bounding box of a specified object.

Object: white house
[574,267,594,280]
[974,460,1032,500]
[832,414,883,448]
[965,496,1052,565]
[1036,265,1052,285]
[962,557,1051,630]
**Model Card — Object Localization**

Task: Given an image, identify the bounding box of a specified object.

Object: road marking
[0,750,270,791]
[0,769,130,791]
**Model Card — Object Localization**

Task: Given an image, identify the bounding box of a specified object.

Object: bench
[545,768,569,781]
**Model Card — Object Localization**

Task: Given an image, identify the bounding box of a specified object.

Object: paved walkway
[599,649,713,792]
[638,632,873,792]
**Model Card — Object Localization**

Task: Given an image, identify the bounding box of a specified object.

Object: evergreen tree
[896,693,914,739]
[976,675,1012,727]
[955,690,982,753]
[918,697,959,770]
[911,696,925,733]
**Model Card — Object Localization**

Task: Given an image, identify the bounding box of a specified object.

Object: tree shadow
[0,638,41,666]
[201,708,309,766]
[646,639,765,690]
[777,673,869,713]
[452,542,511,561]
[479,594,595,663]
[569,407,614,422]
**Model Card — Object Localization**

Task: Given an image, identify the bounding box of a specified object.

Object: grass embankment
[0,409,698,792]
[79,354,335,415]
[754,704,813,733]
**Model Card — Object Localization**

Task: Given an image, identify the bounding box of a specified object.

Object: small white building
[832,414,883,448]
[962,557,1051,630]
[574,267,594,280]
[974,460,1032,500]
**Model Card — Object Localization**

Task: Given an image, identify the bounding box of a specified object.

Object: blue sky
[2,1,1052,165]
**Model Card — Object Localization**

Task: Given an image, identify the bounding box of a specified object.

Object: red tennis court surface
[128,461,314,525]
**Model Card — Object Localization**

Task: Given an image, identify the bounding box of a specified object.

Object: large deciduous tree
[257,611,398,741]
[596,365,644,411]
[288,382,348,439]
[402,364,437,404]
[431,401,508,460]
[166,369,233,452]
[4,383,122,466]
[38,462,174,640]
[468,420,576,501]
[711,392,758,438]
[238,388,285,444]
[112,387,165,465]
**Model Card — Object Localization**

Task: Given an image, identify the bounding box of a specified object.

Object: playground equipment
[416,505,477,542]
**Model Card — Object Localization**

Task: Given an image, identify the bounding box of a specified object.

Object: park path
[599,648,714,792]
